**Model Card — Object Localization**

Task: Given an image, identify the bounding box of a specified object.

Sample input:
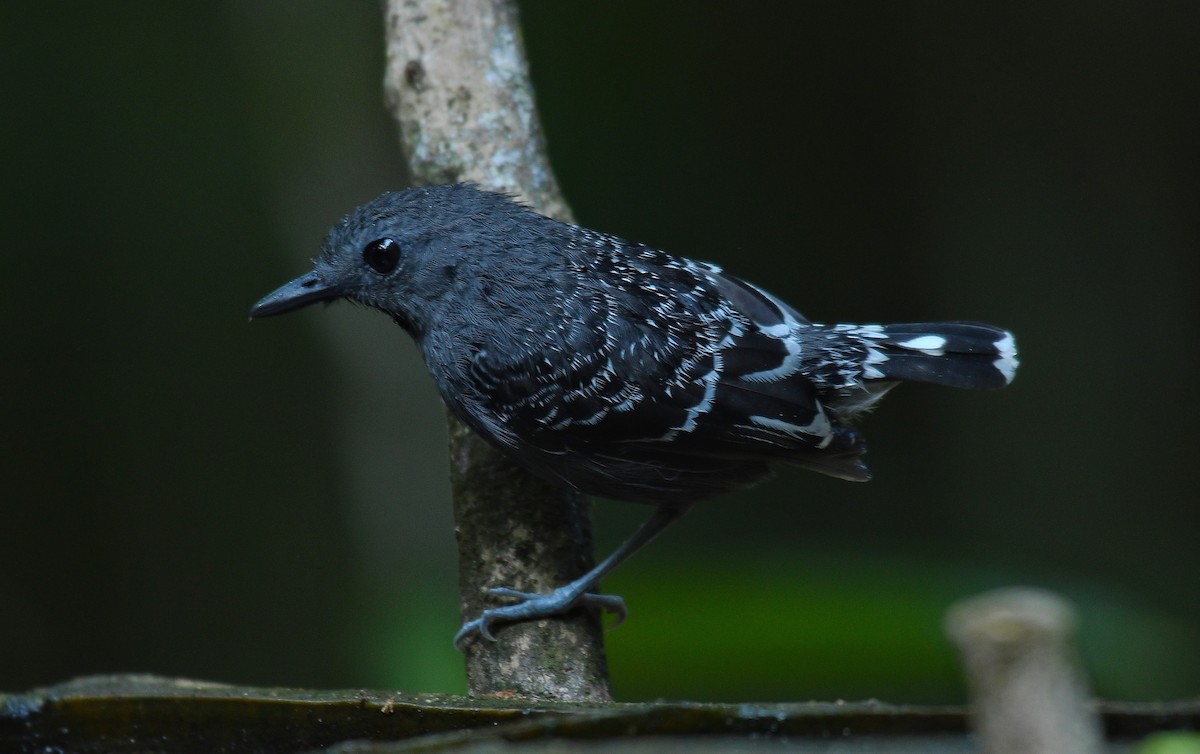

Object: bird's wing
[465,249,850,462]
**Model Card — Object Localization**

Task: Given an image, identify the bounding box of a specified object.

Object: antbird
[251,183,1018,648]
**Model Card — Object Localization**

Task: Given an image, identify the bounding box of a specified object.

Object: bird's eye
[362,237,401,274]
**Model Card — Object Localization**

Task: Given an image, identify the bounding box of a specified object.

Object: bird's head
[250,183,533,338]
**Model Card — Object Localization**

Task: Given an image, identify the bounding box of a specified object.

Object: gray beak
[249,273,341,318]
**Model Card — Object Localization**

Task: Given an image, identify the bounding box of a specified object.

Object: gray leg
[454,502,693,650]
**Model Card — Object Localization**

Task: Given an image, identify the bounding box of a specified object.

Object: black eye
[362,237,401,274]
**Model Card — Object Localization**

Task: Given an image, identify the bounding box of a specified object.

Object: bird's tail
[861,322,1018,390]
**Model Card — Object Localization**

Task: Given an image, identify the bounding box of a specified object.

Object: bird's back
[425,219,878,502]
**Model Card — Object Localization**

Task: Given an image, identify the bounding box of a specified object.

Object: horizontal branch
[3,675,1197,753]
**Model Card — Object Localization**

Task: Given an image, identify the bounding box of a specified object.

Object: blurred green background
[2,2,1197,703]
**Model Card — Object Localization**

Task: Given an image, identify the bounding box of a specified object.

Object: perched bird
[251,183,1018,648]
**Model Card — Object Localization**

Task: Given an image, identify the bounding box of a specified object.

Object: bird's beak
[249,273,341,319]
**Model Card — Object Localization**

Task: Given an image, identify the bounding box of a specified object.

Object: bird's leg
[454,502,694,650]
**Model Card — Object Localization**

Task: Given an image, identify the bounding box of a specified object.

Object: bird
[251,182,1018,649]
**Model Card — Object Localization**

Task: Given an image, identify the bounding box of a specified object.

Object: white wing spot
[837,324,886,338]
[864,347,888,364]
[742,335,802,382]
[749,409,833,447]
[677,368,720,433]
[860,345,889,380]
[993,332,1019,384]
[895,335,947,355]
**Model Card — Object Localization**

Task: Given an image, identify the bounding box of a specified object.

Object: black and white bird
[251,183,1018,648]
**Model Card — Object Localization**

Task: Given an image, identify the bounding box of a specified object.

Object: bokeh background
[3,2,1197,703]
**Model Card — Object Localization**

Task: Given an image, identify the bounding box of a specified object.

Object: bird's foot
[454,585,627,651]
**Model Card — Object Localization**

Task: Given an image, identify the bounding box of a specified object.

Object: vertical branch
[946,588,1104,754]
[385,0,568,218]
[382,0,612,700]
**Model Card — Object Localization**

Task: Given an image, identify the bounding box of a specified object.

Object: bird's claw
[453,585,628,651]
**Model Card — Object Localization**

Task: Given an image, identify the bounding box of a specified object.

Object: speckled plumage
[251,183,1019,646]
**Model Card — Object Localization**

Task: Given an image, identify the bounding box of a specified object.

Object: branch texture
[382,0,611,701]
[946,587,1104,754]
